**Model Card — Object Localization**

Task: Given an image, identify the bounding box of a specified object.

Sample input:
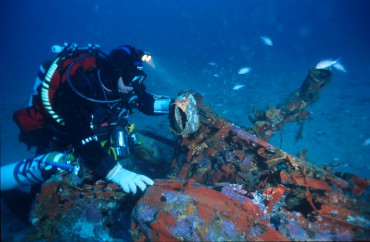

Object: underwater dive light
[141,52,152,62]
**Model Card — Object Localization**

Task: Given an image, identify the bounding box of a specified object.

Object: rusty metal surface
[28,173,133,241]
[131,179,288,241]
[27,68,369,241]
[248,68,332,141]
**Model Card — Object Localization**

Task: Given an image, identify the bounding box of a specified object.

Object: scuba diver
[1,43,173,195]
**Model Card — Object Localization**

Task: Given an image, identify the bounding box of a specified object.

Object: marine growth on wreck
[27,68,370,241]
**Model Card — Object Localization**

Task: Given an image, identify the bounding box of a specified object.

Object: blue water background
[1,0,370,178]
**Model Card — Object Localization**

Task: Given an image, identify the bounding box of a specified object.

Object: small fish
[232,84,245,90]
[260,36,273,46]
[362,138,370,146]
[333,62,347,72]
[208,62,217,66]
[333,157,341,162]
[315,58,347,72]
[238,67,252,75]
[332,162,349,171]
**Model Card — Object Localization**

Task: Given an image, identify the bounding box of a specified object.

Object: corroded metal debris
[132,178,369,241]
[27,68,370,241]
[169,91,200,137]
[248,68,332,141]
[143,89,369,240]
[131,179,287,241]
[28,173,134,241]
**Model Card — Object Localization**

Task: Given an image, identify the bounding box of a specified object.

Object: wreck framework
[27,68,370,241]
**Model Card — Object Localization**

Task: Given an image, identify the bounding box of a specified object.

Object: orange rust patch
[157,212,177,227]
[257,147,267,158]
[352,175,370,195]
[150,221,178,241]
[282,170,332,191]
[265,185,287,213]
[197,205,214,224]
[319,204,356,220]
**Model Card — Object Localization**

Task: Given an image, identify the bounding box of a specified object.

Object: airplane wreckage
[23,68,370,241]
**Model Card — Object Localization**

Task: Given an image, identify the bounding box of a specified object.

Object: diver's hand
[106,163,154,194]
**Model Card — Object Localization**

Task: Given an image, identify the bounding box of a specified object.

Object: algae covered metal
[28,68,370,241]
[133,68,370,241]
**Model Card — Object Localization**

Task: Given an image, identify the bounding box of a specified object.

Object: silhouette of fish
[260,36,273,46]
[315,58,347,72]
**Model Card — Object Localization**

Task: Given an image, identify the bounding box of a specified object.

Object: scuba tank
[1,152,78,191]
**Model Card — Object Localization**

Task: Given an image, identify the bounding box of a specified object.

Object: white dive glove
[106,163,154,194]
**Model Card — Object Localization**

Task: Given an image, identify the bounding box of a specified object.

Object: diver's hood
[98,57,120,91]
[108,45,147,87]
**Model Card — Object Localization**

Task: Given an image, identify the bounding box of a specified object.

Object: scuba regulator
[110,118,130,159]
[108,118,140,160]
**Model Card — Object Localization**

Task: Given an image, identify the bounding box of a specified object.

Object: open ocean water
[1,0,370,240]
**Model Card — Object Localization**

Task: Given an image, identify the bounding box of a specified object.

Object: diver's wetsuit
[51,63,158,178]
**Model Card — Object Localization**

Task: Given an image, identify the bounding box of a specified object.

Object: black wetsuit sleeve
[134,82,167,116]
[137,92,156,115]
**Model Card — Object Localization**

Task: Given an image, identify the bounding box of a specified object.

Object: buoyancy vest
[14,44,101,132]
